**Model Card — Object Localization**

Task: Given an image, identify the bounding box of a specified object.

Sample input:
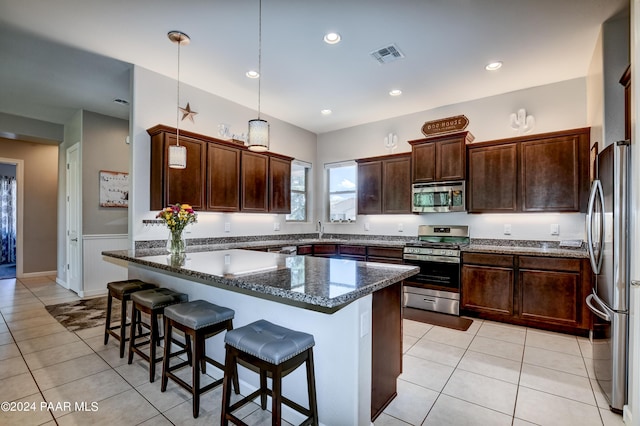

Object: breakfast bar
[103,248,419,425]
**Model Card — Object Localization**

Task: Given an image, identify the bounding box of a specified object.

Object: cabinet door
[520,136,581,212]
[241,151,268,212]
[207,142,240,212]
[436,138,465,181]
[357,161,382,214]
[520,269,582,327]
[161,134,206,210]
[412,143,436,182]
[461,264,514,316]
[382,155,412,214]
[269,156,291,213]
[468,144,517,213]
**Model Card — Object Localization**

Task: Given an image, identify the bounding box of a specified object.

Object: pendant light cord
[257,0,262,120]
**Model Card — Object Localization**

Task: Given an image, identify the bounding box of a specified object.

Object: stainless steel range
[403,225,469,316]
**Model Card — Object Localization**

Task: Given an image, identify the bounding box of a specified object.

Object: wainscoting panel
[82,234,128,298]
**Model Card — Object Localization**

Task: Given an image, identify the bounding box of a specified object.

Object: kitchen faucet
[317,221,323,239]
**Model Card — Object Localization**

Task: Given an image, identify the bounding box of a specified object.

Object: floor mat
[45,297,118,332]
[403,307,473,331]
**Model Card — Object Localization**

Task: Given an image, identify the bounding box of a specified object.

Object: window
[286,160,310,222]
[326,162,357,222]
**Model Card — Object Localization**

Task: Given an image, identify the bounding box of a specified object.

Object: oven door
[402,255,460,293]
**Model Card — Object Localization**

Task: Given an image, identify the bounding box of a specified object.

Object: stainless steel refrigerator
[586,140,630,413]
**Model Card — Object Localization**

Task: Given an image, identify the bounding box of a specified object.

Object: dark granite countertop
[102,248,419,313]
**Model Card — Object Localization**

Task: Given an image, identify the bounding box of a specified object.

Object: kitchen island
[103,247,418,425]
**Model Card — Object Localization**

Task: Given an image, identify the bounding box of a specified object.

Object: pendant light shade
[168,30,190,169]
[248,0,270,152]
[248,118,269,152]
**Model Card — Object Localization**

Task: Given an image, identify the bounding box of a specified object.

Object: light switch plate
[224,222,231,233]
[551,224,559,235]
[273,222,280,231]
[504,224,512,235]
[364,222,370,231]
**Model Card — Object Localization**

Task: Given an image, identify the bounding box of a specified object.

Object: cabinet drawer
[367,247,403,259]
[519,256,580,272]
[339,245,366,256]
[297,245,313,255]
[462,252,514,267]
[313,244,338,255]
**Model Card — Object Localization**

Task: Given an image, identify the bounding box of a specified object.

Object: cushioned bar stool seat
[221,319,318,426]
[104,279,156,358]
[161,300,239,418]
[128,288,188,382]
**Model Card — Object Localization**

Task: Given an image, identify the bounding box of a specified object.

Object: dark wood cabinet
[207,142,240,212]
[149,125,292,213]
[339,245,367,261]
[520,135,586,212]
[241,151,269,212]
[357,153,411,215]
[461,253,515,317]
[518,256,590,330]
[269,156,292,213]
[409,132,472,182]
[149,126,206,210]
[467,127,590,213]
[467,143,518,213]
[461,251,592,334]
[367,246,404,264]
[313,244,338,257]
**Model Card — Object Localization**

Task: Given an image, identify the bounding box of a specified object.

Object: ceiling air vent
[370,43,405,64]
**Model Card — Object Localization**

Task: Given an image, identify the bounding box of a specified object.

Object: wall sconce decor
[384,132,398,153]
[510,108,535,135]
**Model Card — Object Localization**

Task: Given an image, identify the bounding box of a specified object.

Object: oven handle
[403,254,460,264]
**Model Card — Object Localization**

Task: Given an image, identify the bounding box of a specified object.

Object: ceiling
[0,0,628,135]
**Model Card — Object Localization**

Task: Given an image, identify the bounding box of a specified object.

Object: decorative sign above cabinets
[421,115,472,140]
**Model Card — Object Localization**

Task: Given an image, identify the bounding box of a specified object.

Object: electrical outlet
[550,224,559,235]
[224,222,231,233]
[364,222,370,231]
[398,223,404,232]
[504,224,512,235]
[273,222,280,231]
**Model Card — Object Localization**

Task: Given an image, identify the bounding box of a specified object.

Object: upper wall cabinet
[149,127,207,210]
[408,132,473,183]
[148,125,292,213]
[356,153,412,215]
[467,127,590,213]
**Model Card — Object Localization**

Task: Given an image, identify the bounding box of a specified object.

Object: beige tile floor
[0,276,627,426]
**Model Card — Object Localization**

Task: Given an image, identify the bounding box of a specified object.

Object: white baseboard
[78,288,108,298]
[19,270,57,279]
[55,277,69,288]
[623,405,632,425]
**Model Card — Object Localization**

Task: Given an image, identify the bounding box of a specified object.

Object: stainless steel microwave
[412,181,465,213]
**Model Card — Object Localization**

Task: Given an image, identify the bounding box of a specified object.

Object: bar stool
[128,288,189,382]
[161,300,239,418]
[221,319,318,426]
[104,279,156,358]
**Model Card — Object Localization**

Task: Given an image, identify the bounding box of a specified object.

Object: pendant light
[168,30,190,169]
[247,0,269,152]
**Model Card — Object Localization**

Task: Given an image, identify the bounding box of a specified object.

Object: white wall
[316,78,589,241]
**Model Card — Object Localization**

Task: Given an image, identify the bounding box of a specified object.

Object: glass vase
[167,230,186,254]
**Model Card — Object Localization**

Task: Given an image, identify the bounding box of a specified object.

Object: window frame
[285,160,311,222]
[325,160,357,223]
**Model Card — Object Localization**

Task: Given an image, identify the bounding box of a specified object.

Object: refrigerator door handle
[586,180,604,274]
[586,293,611,322]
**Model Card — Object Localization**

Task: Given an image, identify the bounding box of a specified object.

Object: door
[66,144,81,293]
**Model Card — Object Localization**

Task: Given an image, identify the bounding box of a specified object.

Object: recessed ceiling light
[113,98,129,105]
[246,70,260,79]
[485,61,503,71]
[389,89,402,96]
[320,109,332,115]
[323,32,341,44]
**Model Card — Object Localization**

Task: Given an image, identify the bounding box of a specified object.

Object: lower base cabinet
[461,253,592,335]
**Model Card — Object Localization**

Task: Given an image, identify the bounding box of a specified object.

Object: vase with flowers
[156,203,197,254]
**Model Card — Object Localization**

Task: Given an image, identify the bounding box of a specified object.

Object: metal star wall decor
[179,103,198,123]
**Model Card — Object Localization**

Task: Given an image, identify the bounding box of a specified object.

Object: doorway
[0,159,22,279]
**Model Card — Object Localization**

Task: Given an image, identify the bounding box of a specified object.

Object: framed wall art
[99,170,129,208]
